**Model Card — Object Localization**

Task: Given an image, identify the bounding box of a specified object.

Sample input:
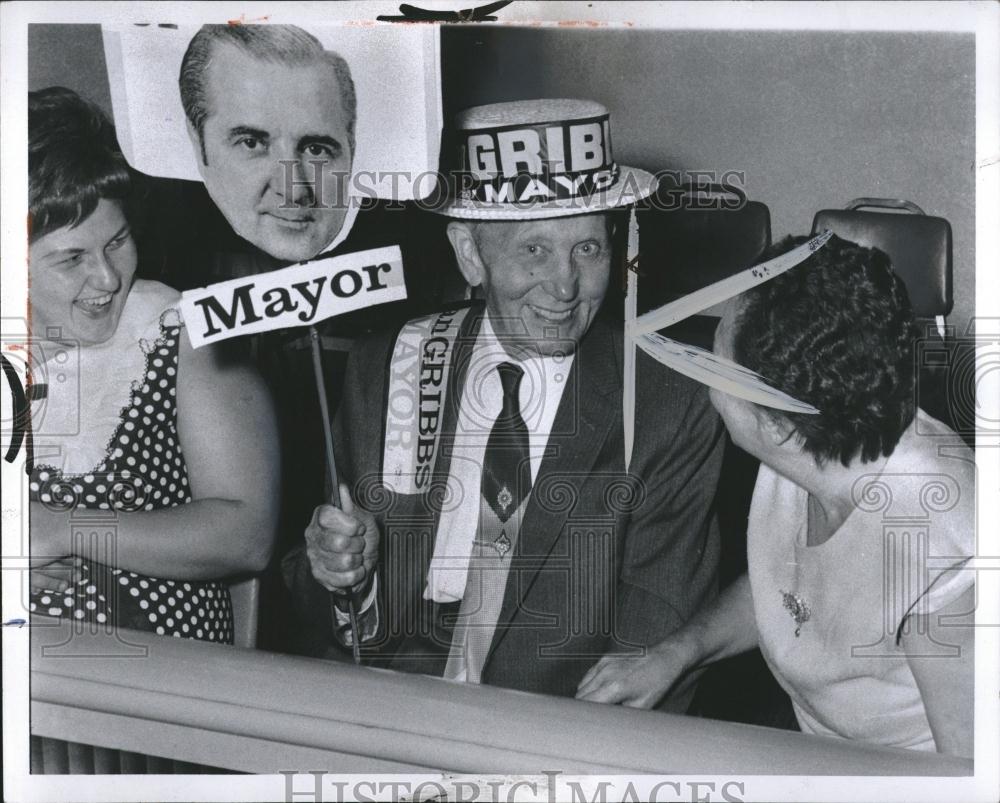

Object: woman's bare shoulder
[890,412,975,540]
[903,411,974,475]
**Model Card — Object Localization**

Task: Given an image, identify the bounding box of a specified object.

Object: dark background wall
[29,25,113,117]
[29,23,976,330]
[441,27,976,331]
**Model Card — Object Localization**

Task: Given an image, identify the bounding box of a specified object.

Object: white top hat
[435,98,657,220]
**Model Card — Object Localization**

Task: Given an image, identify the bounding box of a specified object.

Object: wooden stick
[309,327,341,507]
[308,326,361,665]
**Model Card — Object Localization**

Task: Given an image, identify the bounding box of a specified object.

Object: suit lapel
[489,317,623,648]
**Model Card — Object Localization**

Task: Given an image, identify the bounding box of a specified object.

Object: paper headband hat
[435,98,657,220]
[621,232,833,467]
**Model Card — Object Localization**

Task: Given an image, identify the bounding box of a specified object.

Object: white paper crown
[622,230,832,468]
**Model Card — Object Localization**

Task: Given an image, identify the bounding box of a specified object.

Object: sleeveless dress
[28,280,233,643]
[746,413,974,751]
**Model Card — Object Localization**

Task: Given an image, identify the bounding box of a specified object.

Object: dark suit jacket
[286,307,724,708]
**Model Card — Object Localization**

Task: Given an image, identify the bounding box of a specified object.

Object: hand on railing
[575,635,700,709]
[30,556,83,595]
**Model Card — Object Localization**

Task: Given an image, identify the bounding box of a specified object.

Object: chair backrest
[636,183,771,314]
[811,199,952,318]
[228,576,260,648]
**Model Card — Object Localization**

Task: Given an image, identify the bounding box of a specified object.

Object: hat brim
[432,165,657,220]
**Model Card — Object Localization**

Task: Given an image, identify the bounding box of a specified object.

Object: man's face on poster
[190,44,354,262]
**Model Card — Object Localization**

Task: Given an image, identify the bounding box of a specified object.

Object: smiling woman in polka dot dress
[26,87,280,644]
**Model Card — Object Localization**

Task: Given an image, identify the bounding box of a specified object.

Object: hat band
[458,113,618,205]
[459,163,621,204]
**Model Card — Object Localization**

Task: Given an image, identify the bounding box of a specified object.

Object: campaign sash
[381,306,473,495]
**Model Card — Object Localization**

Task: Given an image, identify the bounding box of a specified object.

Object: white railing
[29,621,972,776]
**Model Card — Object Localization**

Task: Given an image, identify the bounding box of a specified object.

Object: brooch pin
[780,590,811,637]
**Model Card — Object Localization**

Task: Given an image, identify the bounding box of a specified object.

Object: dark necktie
[481,362,531,524]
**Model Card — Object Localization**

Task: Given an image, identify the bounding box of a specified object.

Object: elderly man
[286,99,724,708]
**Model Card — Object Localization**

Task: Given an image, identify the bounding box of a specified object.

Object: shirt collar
[478,312,575,375]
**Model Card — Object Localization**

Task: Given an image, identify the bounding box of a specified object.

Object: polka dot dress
[28,318,234,644]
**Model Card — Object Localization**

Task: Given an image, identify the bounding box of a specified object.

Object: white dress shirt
[424,314,575,603]
[340,313,576,641]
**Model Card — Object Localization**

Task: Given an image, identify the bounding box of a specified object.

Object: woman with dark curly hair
[27,87,280,642]
[578,235,975,758]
